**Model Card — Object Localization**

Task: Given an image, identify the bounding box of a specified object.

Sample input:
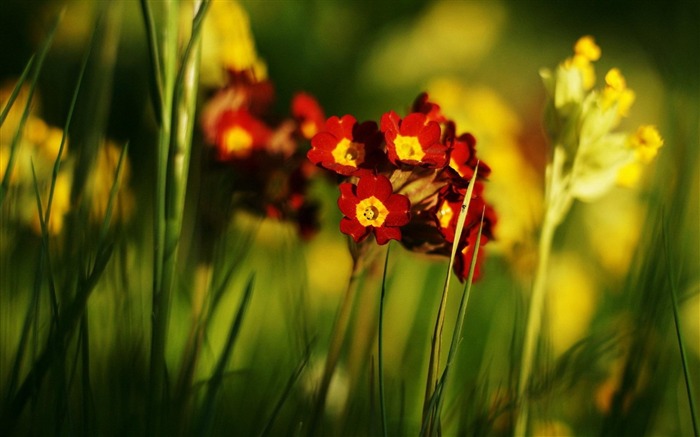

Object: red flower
[447,133,490,181]
[292,92,326,140]
[380,111,447,168]
[308,115,383,176]
[338,173,410,245]
[214,109,272,160]
[433,184,496,281]
[411,92,447,124]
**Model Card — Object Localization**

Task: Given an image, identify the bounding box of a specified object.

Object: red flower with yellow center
[338,173,410,245]
[447,133,490,181]
[215,109,271,160]
[292,92,326,140]
[308,115,383,176]
[380,111,447,168]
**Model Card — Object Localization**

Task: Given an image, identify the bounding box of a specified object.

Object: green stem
[514,146,568,436]
[309,242,370,435]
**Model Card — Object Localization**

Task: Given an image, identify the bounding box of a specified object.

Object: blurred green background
[1,0,698,435]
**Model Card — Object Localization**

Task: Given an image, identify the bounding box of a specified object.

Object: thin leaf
[0,55,34,126]
[422,163,480,434]
[378,243,391,437]
[434,207,486,425]
[0,10,63,205]
[139,0,164,124]
[195,274,255,435]
[665,220,699,436]
[258,348,311,437]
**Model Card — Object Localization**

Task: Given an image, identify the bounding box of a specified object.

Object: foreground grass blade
[259,347,311,437]
[0,55,34,126]
[664,222,699,436]
[378,243,392,437]
[149,3,207,430]
[422,163,479,434]
[434,208,485,423]
[195,274,255,435]
[0,11,63,206]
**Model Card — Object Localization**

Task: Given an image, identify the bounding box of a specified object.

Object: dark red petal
[400,113,427,136]
[307,147,329,166]
[357,173,393,200]
[380,111,401,133]
[311,132,341,152]
[338,114,357,139]
[383,194,411,226]
[338,183,358,217]
[374,226,401,245]
[340,217,369,242]
[417,121,441,146]
[325,116,345,139]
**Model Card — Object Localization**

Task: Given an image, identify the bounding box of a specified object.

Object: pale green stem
[148,0,178,431]
[514,146,570,436]
[309,242,372,435]
[149,0,206,432]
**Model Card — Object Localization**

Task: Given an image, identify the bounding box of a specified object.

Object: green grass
[1,2,698,437]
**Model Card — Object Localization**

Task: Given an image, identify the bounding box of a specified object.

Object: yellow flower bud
[574,35,601,62]
[629,125,663,163]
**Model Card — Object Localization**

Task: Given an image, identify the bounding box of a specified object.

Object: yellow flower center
[393,134,425,161]
[223,126,253,156]
[356,196,389,227]
[332,138,365,167]
[437,200,454,229]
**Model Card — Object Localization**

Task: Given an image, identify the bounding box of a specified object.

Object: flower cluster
[307,93,496,281]
[0,82,133,236]
[199,14,324,240]
[540,36,663,202]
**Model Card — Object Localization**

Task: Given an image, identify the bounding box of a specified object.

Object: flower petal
[340,217,369,242]
[380,111,401,133]
[400,113,427,136]
[374,226,401,245]
[338,182,358,217]
[357,173,393,201]
[383,194,411,227]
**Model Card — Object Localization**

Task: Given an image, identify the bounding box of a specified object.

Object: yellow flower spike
[574,35,601,62]
[602,68,635,114]
[605,68,627,91]
[616,161,643,188]
[629,125,663,163]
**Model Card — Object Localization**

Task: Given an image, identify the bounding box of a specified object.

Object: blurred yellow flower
[546,253,598,356]
[30,172,72,236]
[574,35,601,62]
[86,141,134,226]
[200,0,267,87]
[629,125,663,163]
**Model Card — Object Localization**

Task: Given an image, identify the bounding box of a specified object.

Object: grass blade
[0,54,34,126]
[664,220,699,436]
[434,208,486,424]
[195,274,255,435]
[378,243,392,437]
[258,348,311,437]
[0,11,63,206]
[422,163,480,434]
[139,0,164,125]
